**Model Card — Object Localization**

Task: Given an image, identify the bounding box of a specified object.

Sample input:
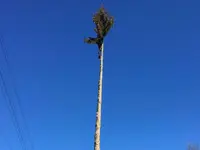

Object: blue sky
[0,0,200,150]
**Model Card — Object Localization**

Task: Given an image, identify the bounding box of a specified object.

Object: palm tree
[84,6,114,150]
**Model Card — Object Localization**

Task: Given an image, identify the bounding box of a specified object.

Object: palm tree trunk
[94,42,104,150]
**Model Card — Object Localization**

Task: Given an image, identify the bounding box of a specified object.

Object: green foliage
[93,6,114,38]
[84,6,114,50]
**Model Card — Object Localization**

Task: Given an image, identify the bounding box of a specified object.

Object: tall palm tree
[84,6,114,150]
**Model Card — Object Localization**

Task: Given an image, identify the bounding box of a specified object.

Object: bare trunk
[94,43,104,150]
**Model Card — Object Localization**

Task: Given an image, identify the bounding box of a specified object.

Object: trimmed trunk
[94,43,104,150]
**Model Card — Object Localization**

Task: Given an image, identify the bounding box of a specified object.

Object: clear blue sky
[0,0,199,150]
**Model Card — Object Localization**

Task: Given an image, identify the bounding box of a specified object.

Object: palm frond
[93,7,114,38]
[85,6,114,50]
[84,37,99,44]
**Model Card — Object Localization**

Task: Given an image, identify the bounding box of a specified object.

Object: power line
[0,35,34,150]
[0,69,26,150]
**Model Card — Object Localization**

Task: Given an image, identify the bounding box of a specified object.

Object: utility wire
[0,69,26,150]
[0,35,34,150]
